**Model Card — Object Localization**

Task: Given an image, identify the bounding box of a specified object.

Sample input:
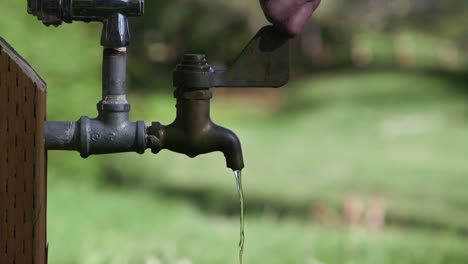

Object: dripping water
[233,170,245,264]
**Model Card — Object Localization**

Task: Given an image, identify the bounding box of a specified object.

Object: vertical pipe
[99,47,131,126]
[102,47,127,98]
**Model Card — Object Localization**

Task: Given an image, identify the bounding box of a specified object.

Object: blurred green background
[3,0,468,263]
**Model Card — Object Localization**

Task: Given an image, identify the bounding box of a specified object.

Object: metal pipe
[98,47,130,115]
[45,121,78,150]
[66,0,144,19]
[103,47,127,96]
[27,0,144,25]
[28,0,143,46]
[45,47,147,156]
[77,116,147,157]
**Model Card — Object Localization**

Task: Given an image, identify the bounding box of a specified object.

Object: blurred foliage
[128,0,258,92]
[3,0,467,92]
[124,0,468,90]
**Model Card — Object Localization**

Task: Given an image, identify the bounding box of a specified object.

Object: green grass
[47,70,468,263]
[48,181,468,264]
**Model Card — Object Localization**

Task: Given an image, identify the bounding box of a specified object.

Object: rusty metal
[0,37,47,264]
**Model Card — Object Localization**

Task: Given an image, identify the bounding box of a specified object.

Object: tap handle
[101,14,131,48]
[213,25,290,88]
[173,26,291,90]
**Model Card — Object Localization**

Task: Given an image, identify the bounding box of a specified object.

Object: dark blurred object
[260,0,321,36]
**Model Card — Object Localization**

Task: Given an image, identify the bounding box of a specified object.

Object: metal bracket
[173,25,291,89]
[214,25,290,88]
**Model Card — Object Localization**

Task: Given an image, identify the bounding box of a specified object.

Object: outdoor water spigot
[148,55,245,170]
[148,26,291,171]
[27,0,144,47]
[34,0,291,172]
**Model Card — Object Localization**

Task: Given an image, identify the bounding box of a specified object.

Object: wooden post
[0,38,47,264]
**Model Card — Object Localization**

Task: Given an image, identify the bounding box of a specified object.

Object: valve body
[27,0,144,47]
[28,0,144,26]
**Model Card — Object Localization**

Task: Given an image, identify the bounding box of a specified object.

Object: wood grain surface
[0,37,47,264]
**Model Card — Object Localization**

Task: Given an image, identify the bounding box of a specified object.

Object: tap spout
[148,89,244,170]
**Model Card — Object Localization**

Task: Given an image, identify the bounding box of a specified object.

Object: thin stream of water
[233,170,244,264]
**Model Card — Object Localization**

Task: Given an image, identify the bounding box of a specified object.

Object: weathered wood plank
[0,37,47,264]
